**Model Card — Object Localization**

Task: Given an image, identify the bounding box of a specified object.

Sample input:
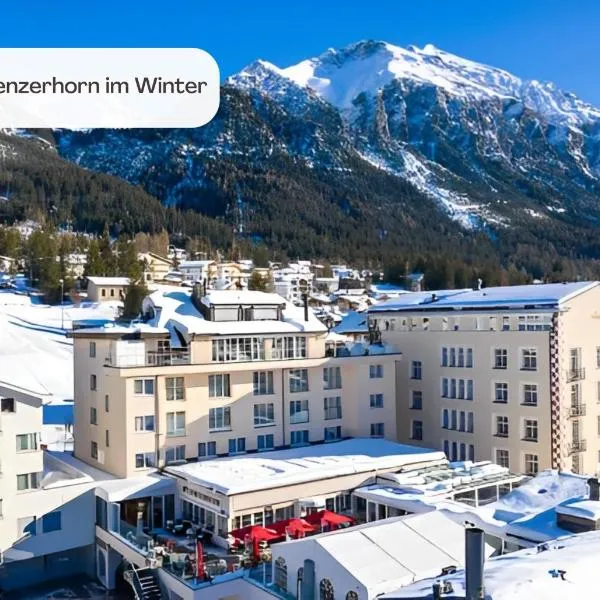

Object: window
[289,399,309,424]
[134,378,155,395]
[441,347,448,367]
[323,367,342,390]
[90,374,97,391]
[272,336,307,360]
[442,409,449,429]
[166,411,185,436]
[369,364,383,378]
[89,341,96,358]
[90,407,97,425]
[466,348,473,368]
[411,420,423,440]
[289,369,309,393]
[254,403,275,427]
[291,430,309,446]
[521,348,538,371]
[105,429,110,447]
[257,434,274,451]
[370,393,384,408]
[523,419,538,442]
[371,423,385,437]
[16,433,37,452]
[458,348,464,367]
[274,557,288,593]
[165,445,185,463]
[518,315,551,331]
[522,384,538,406]
[208,374,230,397]
[212,337,265,362]
[524,453,539,475]
[91,441,98,459]
[451,410,457,430]
[324,426,342,442]
[496,449,509,468]
[324,396,342,420]
[105,394,109,412]
[459,411,466,432]
[411,361,422,380]
[228,438,246,454]
[198,441,217,458]
[450,348,456,367]
[411,390,423,410]
[494,382,508,404]
[135,452,155,468]
[17,472,40,491]
[42,511,62,533]
[166,377,184,401]
[442,378,449,398]
[135,415,155,432]
[209,407,231,431]
[1,397,15,412]
[494,348,507,369]
[467,380,473,400]
[495,416,509,437]
[467,412,474,433]
[253,371,274,395]
[597,346,600,368]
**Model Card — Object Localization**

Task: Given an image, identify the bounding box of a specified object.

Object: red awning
[229,525,280,543]
[304,510,355,528]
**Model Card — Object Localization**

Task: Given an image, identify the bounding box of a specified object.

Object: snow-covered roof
[370,282,598,313]
[383,529,600,600]
[95,473,176,503]
[333,310,369,334]
[165,438,446,495]
[86,276,130,286]
[201,290,286,306]
[555,500,600,521]
[276,512,494,598]
[144,289,327,336]
[179,260,214,269]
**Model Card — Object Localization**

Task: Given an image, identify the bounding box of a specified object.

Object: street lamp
[59,278,64,330]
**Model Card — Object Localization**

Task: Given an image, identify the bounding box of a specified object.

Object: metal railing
[568,440,587,454]
[569,403,586,417]
[567,368,586,382]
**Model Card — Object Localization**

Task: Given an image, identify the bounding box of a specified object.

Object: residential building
[370,282,600,475]
[86,276,129,303]
[138,251,173,282]
[71,288,400,478]
[179,260,215,284]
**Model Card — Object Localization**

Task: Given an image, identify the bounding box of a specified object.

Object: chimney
[202,278,207,297]
[303,293,309,322]
[588,477,600,501]
[465,527,485,600]
[432,581,441,600]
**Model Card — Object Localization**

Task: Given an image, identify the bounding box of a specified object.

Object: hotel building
[71,288,400,479]
[370,282,600,475]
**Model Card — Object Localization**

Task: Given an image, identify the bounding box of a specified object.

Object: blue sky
[3,0,600,103]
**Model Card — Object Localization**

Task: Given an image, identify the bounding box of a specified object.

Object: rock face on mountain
[10,40,600,266]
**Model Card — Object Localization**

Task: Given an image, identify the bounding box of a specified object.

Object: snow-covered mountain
[12,39,597,267]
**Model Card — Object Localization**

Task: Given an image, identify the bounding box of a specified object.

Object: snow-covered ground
[0,290,118,403]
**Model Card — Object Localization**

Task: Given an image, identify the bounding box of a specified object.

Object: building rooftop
[144,289,327,337]
[86,276,130,286]
[333,310,369,334]
[383,529,600,600]
[200,290,286,306]
[165,438,446,496]
[275,512,493,598]
[370,282,598,313]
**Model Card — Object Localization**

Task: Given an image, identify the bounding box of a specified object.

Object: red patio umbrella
[272,518,315,539]
[304,510,354,530]
[229,524,280,544]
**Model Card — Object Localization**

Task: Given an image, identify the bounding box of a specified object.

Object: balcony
[566,368,586,382]
[147,350,191,366]
[569,403,586,417]
[568,440,587,454]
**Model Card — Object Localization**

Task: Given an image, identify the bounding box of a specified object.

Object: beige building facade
[72,289,399,479]
[370,282,600,476]
[86,276,129,303]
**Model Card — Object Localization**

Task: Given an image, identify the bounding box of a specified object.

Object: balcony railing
[147,350,191,366]
[568,440,587,454]
[567,367,586,382]
[569,403,586,417]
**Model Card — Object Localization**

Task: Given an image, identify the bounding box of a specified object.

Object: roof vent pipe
[465,527,485,600]
[303,293,309,322]
[477,278,483,291]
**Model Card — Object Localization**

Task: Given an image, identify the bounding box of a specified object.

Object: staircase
[124,565,164,600]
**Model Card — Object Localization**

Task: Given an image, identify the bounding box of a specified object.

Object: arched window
[274,557,287,591]
[345,592,359,600]
[320,578,334,600]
